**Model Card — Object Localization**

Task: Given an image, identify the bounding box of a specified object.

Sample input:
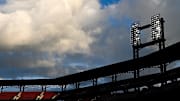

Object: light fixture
[130,23,140,46]
[151,14,161,40]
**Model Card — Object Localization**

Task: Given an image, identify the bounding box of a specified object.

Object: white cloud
[0,10,32,48]
[0,0,100,54]
[0,0,106,78]
[0,0,179,78]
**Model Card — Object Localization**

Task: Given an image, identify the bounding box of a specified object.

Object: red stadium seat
[19,92,41,100]
[42,92,58,100]
[36,92,45,100]
[0,92,59,100]
[13,92,22,100]
[0,92,18,100]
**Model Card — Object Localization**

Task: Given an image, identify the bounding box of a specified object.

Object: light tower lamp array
[130,14,164,46]
[130,23,141,46]
[151,14,162,40]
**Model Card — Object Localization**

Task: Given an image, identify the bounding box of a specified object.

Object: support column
[133,46,140,79]
[92,78,97,86]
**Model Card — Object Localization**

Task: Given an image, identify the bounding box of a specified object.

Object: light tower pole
[130,22,141,79]
[130,14,166,80]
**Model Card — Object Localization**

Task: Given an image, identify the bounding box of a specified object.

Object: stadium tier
[0,92,18,100]
[0,42,179,100]
[0,92,59,100]
[0,42,179,86]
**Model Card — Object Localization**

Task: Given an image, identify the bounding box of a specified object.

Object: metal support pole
[45,86,46,91]
[61,85,66,91]
[161,18,166,73]
[75,82,80,89]
[61,85,64,91]
[133,47,139,79]
[22,85,25,92]
[1,86,3,93]
[20,85,22,92]
[41,85,44,91]
[133,46,140,92]
[112,74,117,82]
[93,78,97,86]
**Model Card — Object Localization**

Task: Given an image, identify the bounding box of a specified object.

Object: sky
[0,0,179,79]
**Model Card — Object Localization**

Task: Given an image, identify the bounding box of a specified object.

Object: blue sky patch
[99,0,120,8]
[107,16,133,28]
[0,0,6,5]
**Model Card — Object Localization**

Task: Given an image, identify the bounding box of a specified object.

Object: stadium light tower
[151,14,161,40]
[130,22,141,80]
[130,14,166,80]
[130,22,141,46]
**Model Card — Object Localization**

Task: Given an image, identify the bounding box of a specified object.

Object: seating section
[0,92,59,100]
[0,92,18,100]
[19,92,41,100]
[43,92,59,100]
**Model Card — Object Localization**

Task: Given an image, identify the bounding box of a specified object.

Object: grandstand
[0,41,179,100]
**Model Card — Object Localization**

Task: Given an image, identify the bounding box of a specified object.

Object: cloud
[0,0,110,78]
[118,0,180,45]
[0,0,97,54]
[0,0,179,79]
[86,0,180,74]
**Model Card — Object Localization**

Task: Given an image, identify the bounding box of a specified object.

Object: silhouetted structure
[0,15,180,101]
[0,41,179,100]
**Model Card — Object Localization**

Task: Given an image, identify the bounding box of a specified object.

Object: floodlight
[130,23,140,46]
[151,14,161,40]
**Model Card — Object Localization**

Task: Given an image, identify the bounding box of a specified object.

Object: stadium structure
[0,14,180,100]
